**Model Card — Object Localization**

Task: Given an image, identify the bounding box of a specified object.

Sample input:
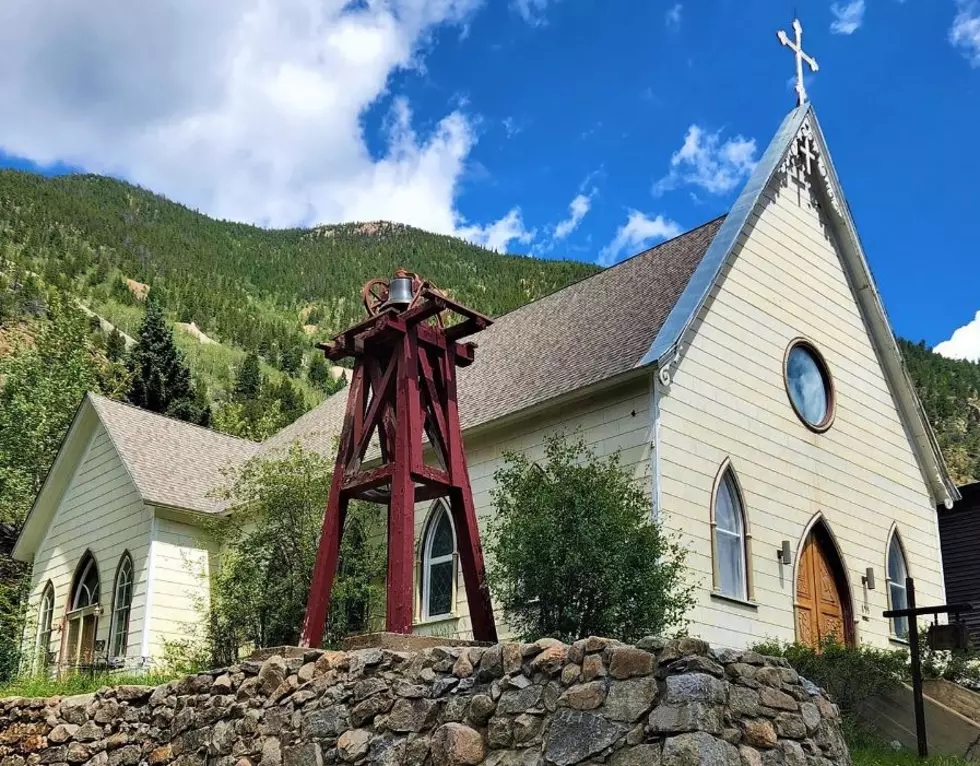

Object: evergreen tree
[234,353,262,403]
[126,300,208,424]
[105,328,126,362]
[307,353,330,391]
[274,377,305,424]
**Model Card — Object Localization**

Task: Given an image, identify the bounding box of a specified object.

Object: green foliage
[485,434,695,643]
[206,446,385,664]
[234,353,262,402]
[901,339,980,485]
[919,630,980,688]
[105,328,126,362]
[750,638,909,722]
[126,300,210,425]
[0,671,177,699]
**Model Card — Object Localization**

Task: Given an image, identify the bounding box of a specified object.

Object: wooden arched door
[795,524,852,648]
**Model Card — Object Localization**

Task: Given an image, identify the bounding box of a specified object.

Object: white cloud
[512,0,556,25]
[458,208,536,253]
[502,117,524,138]
[653,125,758,196]
[598,210,682,267]
[951,1,980,66]
[665,4,683,30]
[553,193,593,241]
[935,311,980,362]
[830,0,865,35]
[0,0,521,237]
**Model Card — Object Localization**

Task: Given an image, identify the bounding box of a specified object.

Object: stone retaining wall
[0,637,850,766]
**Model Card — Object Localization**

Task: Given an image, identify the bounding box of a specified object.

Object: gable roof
[12,394,258,559]
[642,103,958,507]
[260,217,724,456]
[88,394,258,512]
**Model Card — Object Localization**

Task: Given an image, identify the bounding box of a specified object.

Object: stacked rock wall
[0,637,850,766]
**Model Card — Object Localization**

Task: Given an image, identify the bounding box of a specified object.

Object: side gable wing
[642,104,957,507]
[12,394,143,560]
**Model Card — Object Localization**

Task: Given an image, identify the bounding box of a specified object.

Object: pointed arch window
[421,503,457,620]
[110,553,134,659]
[887,531,910,639]
[35,583,54,669]
[65,552,100,667]
[712,466,750,601]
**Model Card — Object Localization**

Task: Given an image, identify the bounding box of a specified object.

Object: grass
[0,671,177,699]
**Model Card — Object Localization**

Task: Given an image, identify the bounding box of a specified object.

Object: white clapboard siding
[144,515,214,659]
[411,376,653,641]
[27,422,152,666]
[657,169,943,650]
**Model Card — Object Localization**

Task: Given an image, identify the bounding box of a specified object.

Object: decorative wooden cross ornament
[300,271,498,647]
[778,18,819,106]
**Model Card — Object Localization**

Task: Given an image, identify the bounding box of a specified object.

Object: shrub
[751,638,909,720]
[485,433,695,643]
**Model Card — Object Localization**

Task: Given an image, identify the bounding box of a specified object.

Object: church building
[12,80,959,670]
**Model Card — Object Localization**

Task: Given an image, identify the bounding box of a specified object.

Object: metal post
[906,577,928,758]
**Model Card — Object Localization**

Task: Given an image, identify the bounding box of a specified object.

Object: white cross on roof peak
[778,18,819,107]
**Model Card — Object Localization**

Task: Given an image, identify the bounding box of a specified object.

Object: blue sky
[1,0,978,355]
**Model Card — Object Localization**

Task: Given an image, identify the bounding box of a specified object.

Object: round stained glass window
[785,342,834,430]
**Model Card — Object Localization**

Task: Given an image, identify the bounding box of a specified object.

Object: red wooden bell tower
[300,271,498,647]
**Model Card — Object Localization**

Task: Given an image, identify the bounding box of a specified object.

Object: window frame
[70,553,100,612]
[35,582,55,671]
[109,552,134,660]
[783,338,836,433]
[419,502,458,622]
[886,528,911,640]
[710,462,753,603]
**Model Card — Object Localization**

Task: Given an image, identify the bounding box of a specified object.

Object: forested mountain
[1,169,978,488]
[901,339,980,487]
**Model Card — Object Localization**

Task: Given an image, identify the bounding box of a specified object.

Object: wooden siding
[26,422,152,668]
[657,167,945,649]
[412,376,653,640]
[144,515,214,659]
[938,484,980,639]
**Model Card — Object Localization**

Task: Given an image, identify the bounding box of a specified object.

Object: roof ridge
[483,215,727,322]
[87,392,259,446]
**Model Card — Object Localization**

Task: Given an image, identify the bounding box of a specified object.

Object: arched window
[71,554,100,611]
[35,583,54,669]
[421,503,456,620]
[110,553,134,658]
[65,552,100,667]
[712,467,749,600]
[887,531,910,639]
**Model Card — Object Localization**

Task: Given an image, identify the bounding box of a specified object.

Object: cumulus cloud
[653,125,758,197]
[951,1,980,66]
[830,0,866,35]
[935,311,980,362]
[458,208,536,253]
[598,210,682,267]
[0,0,519,237]
[665,4,683,30]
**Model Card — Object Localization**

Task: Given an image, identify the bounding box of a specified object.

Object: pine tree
[126,300,208,424]
[234,353,262,402]
[274,377,305,424]
[307,353,330,391]
[106,328,126,362]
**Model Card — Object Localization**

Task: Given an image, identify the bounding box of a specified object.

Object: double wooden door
[795,531,848,648]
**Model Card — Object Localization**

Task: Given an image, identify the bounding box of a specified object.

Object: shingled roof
[261,217,723,458]
[90,394,259,513]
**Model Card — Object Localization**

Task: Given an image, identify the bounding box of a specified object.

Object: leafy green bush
[751,638,909,720]
[206,445,385,664]
[919,631,980,689]
[0,671,177,699]
[485,433,695,643]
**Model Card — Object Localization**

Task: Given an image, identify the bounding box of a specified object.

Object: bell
[384,276,415,310]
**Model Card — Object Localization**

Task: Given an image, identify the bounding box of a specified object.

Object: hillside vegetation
[1,169,978,487]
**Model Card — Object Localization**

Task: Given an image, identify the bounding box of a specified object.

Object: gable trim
[639,103,957,508]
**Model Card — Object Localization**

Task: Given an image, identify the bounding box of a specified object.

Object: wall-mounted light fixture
[862,567,876,590]
[777,540,792,566]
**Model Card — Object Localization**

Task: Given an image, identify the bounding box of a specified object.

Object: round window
[785,341,834,431]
